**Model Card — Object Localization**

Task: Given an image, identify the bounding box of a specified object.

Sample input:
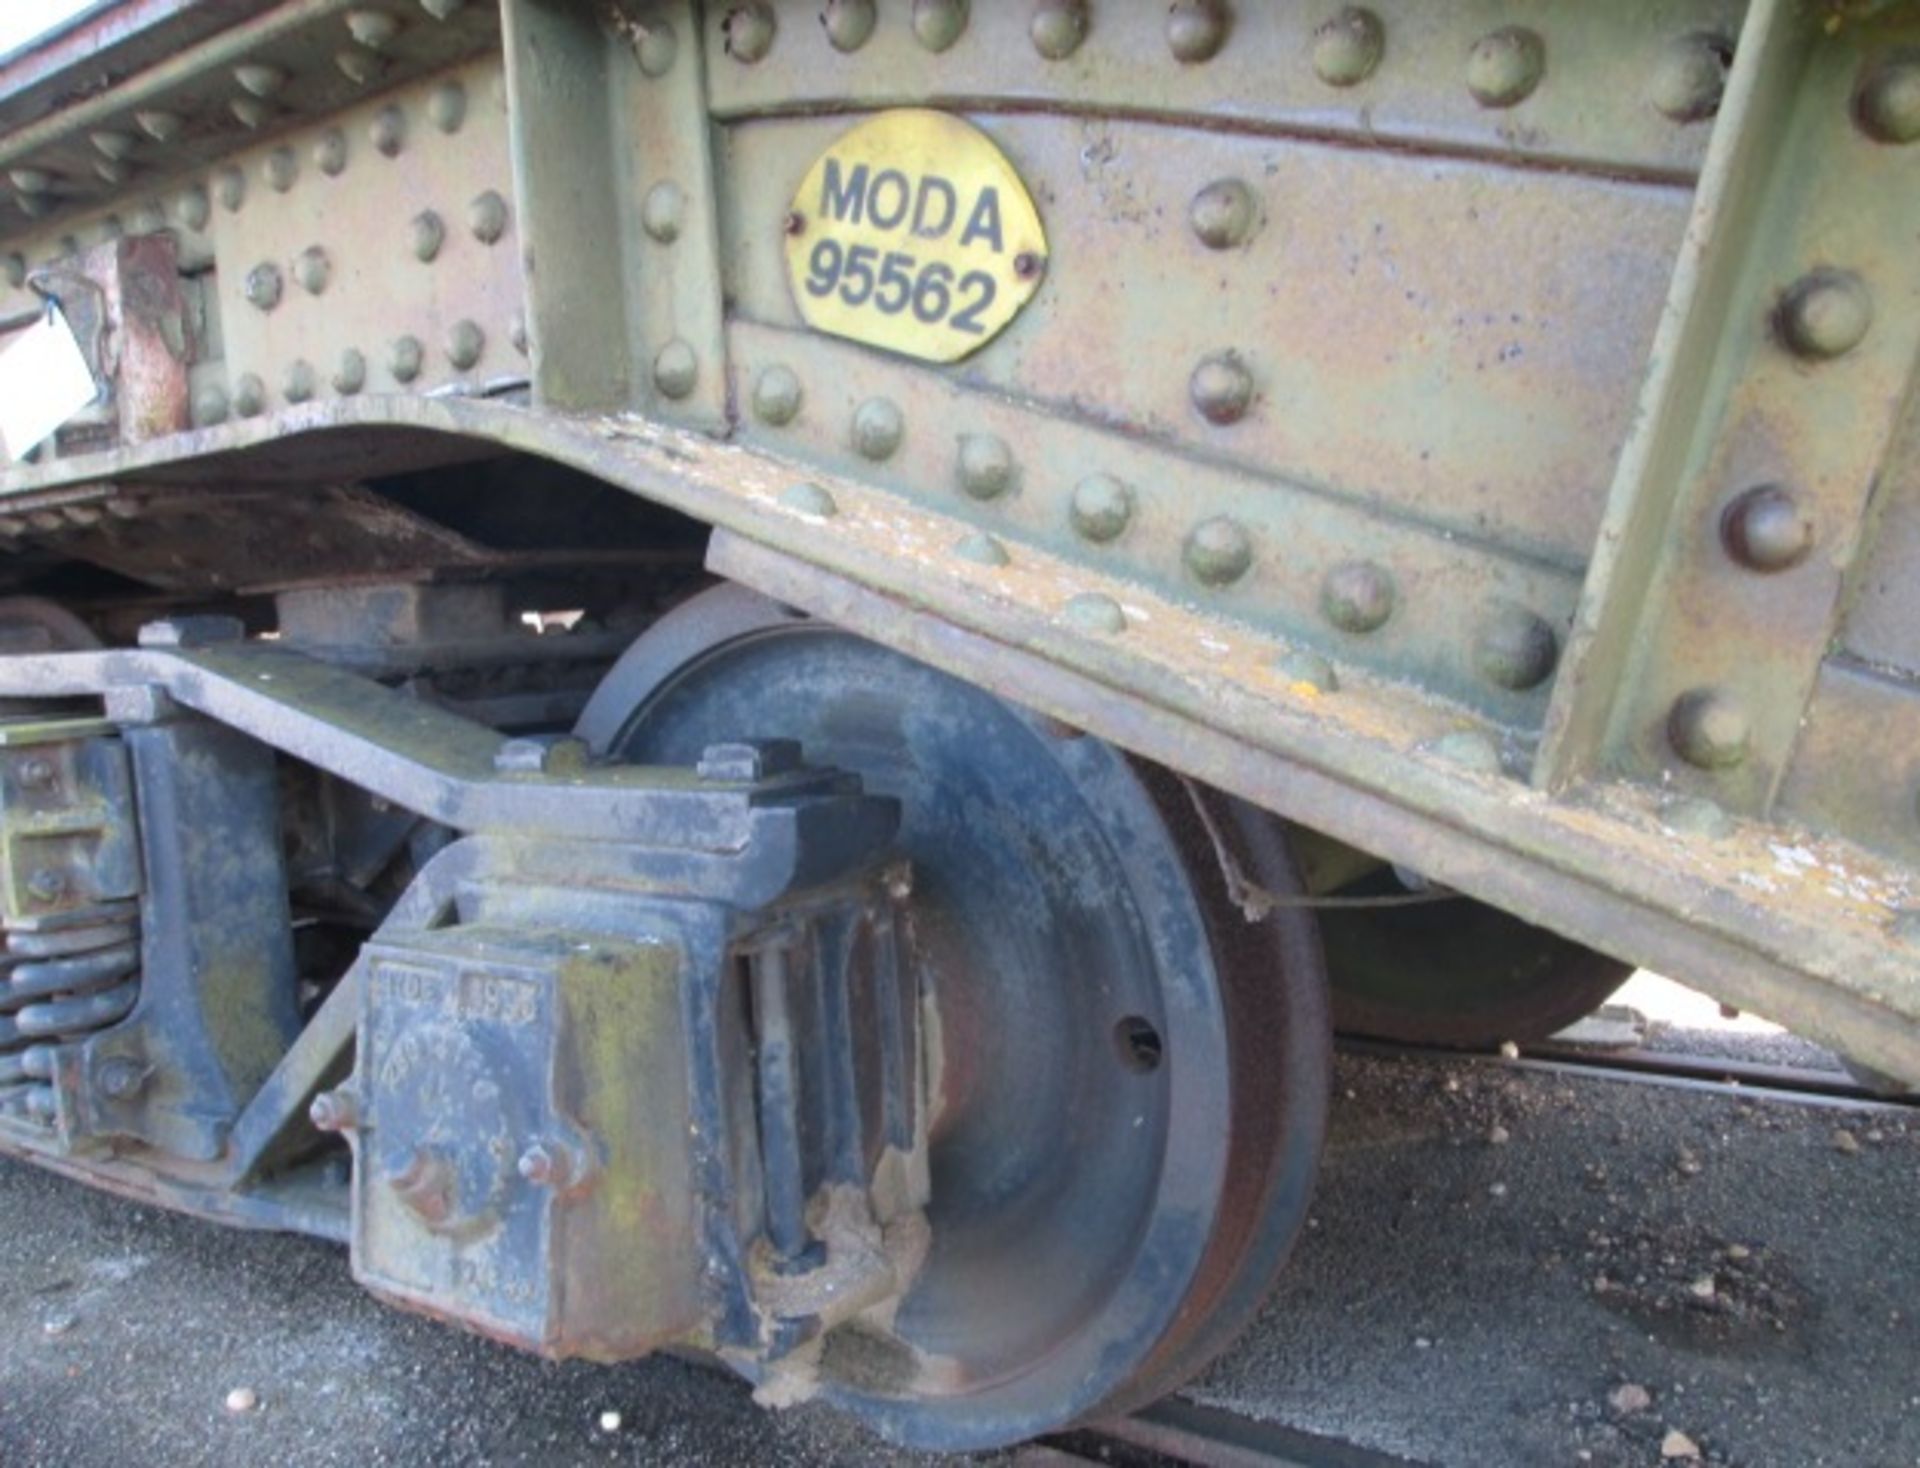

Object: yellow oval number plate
[784,110,1047,364]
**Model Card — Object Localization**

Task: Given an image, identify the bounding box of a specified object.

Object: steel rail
[1039,1398,1433,1468]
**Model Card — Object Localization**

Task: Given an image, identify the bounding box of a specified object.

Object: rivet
[264,147,298,192]
[292,246,330,295]
[1184,516,1253,585]
[1659,795,1733,839]
[1777,269,1871,360]
[234,63,289,98]
[1167,0,1229,64]
[215,166,246,212]
[192,382,230,426]
[90,131,136,162]
[633,18,678,76]
[410,210,445,262]
[174,185,210,231]
[640,182,684,245]
[1718,485,1812,572]
[371,105,407,158]
[1427,730,1504,776]
[135,110,183,143]
[509,314,529,357]
[1061,592,1126,634]
[336,47,385,84]
[821,0,876,53]
[1070,474,1134,542]
[752,364,803,424]
[1668,688,1750,770]
[1321,561,1395,633]
[852,397,904,460]
[231,97,274,130]
[955,433,1014,499]
[913,0,968,52]
[333,348,367,395]
[723,3,776,63]
[1031,0,1088,60]
[468,190,509,244]
[131,202,167,236]
[2,254,23,289]
[95,159,131,186]
[1649,33,1730,123]
[428,81,467,134]
[1312,8,1384,87]
[1189,178,1255,249]
[954,530,1009,566]
[244,262,284,312]
[1189,351,1253,424]
[284,360,317,404]
[445,319,485,371]
[781,481,837,517]
[419,0,465,18]
[9,168,52,195]
[346,9,401,47]
[1276,650,1337,693]
[233,374,267,418]
[314,129,348,176]
[1472,603,1558,691]
[1856,54,1920,144]
[1467,27,1544,109]
[653,338,698,398]
[390,335,424,382]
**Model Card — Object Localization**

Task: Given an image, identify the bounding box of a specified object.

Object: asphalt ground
[0,1027,1913,1468]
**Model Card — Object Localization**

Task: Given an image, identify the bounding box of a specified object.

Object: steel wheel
[577,584,1329,1450]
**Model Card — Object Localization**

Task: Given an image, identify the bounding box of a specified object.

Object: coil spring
[0,918,139,1127]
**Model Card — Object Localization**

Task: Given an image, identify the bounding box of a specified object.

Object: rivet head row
[1777,269,1871,360]
[1668,688,1749,770]
[1071,474,1134,542]
[1467,27,1544,109]
[1184,516,1252,586]
[1322,560,1395,633]
[1190,351,1253,424]
[1166,0,1229,64]
[852,397,904,460]
[1031,0,1087,60]
[753,364,803,424]
[723,2,776,63]
[1721,484,1812,572]
[446,320,485,371]
[913,0,968,53]
[822,0,876,53]
[1313,8,1384,87]
[654,338,698,399]
[642,181,685,243]
[1648,33,1730,123]
[1472,603,1558,691]
[1189,179,1255,249]
[1856,54,1920,144]
[956,433,1013,499]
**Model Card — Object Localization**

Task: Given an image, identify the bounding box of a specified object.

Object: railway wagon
[0,0,1913,1450]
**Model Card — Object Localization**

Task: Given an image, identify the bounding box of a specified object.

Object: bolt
[1060,592,1127,634]
[283,360,317,404]
[233,62,288,98]
[409,209,445,262]
[1189,351,1253,424]
[97,1057,147,1101]
[445,319,485,371]
[493,734,590,775]
[1668,688,1750,769]
[17,757,57,791]
[1031,0,1087,60]
[634,17,678,76]
[346,9,401,48]
[1166,0,1229,64]
[653,338,698,399]
[1721,484,1812,571]
[752,364,803,425]
[386,1146,456,1226]
[333,348,367,395]
[852,397,905,460]
[953,530,1009,566]
[468,189,509,244]
[643,181,686,243]
[428,80,467,134]
[244,262,284,312]
[517,1141,573,1189]
[1473,603,1558,691]
[389,335,424,383]
[1467,26,1545,109]
[233,374,267,418]
[263,147,298,193]
[1071,474,1135,542]
[912,0,968,52]
[822,0,876,53]
[723,2,776,63]
[1276,649,1338,694]
[955,433,1014,499]
[1322,561,1396,633]
[25,868,66,902]
[1856,53,1920,144]
[780,481,837,517]
[1777,269,1871,360]
[1649,33,1731,123]
[371,105,407,158]
[1184,516,1253,586]
[697,739,804,783]
[292,246,330,295]
[313,129,349,176]
[174,185,210,231]
[215,166,246,212]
